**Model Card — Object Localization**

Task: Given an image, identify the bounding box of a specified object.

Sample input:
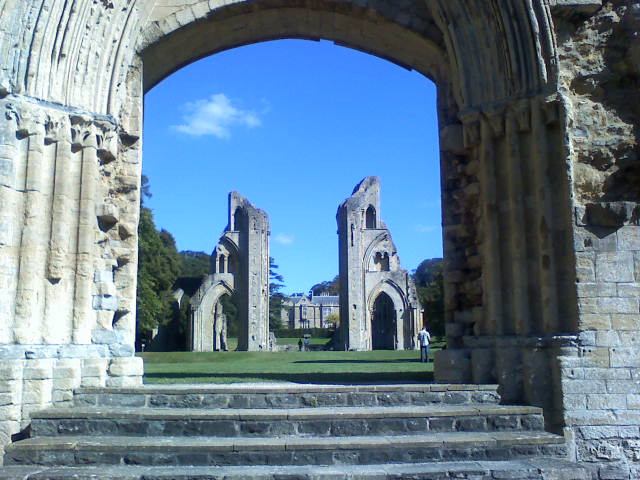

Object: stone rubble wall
[555,2,640,479]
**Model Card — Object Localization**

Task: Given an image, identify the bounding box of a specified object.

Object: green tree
[136,178,182,347]
[413,258,445,336]
[179,250,211,277]
[269,257,285,332]
[310,275,339,296]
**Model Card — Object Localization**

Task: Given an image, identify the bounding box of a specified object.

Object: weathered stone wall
[553,3,640,478]
[337,177,421,351]
[0,97,143,450]
[190,192,270,351]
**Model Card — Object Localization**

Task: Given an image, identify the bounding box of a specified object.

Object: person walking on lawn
[418,326,431,363]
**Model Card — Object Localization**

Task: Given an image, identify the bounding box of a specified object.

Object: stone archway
[1,1,638,475]
[190,280,234,352]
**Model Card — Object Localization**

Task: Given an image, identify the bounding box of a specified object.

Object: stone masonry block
[576,283,617,298]
[594,331,620,347]
[596,252,635,282]
[22,379,53,404]
[564,393,587,409]
[618,332,640,346]
[606,380,640,394]
[94,270,114,283]
[0,405,22,422]
[618,284,640,297]
[611,314,640,330]
[564,379,607,394]
[579,330,596,346]
[584,367,631,380]
[628,395,640,409]
[108,356,143,377]
[610,348,640,368]
[0,362,23,380]
[579,298,598,314]
[618,226,640,250]
[580,425,639,440]
[579,314,612,330]
[93,294,118,311]
[587,394,627,409]
[105,375,143,388]
[579,347,610,367]
[53,365,81,381]
[0,380,21,396]
[576,252,595,282]
[52,389,74,404]
[22,359,55,380]
[81,358,109,377]
[53,376,81,391]
[566,409,616,427]
[95,281,117,297]
[597,297,638,314]
[80,376,106,388]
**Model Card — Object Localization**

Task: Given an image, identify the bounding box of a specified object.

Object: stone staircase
[1,383,587,479]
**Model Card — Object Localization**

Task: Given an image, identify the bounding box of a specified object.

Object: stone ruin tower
[189,192,270,351]
[337,177,421,351]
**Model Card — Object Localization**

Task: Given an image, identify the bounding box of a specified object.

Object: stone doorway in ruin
[371,292,396,350]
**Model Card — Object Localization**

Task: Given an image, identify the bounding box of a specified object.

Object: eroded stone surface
[189,192,270,351]
[337,177,421,351]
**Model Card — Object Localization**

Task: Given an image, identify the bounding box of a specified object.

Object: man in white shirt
[418,326,431,363]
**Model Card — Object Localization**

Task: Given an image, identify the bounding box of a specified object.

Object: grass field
[140,339,443,385]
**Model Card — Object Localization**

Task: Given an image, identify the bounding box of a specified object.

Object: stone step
[73,383,500,409]
[4,431,567,467]
[30,404,545,438]
[0,458,589,480]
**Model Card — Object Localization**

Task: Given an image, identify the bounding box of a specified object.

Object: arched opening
[142,36,442,353]
[365,205,377,229]
[371,292,395,350]
[218,255,225,274]
[212,296,229,351]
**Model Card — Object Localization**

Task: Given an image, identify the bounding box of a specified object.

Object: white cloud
[415,224,440,233]
[274,233,295,245]
[172,93,261,138]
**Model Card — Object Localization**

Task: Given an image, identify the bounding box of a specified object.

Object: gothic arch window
[366,205,377,229]
[218,255,225,273]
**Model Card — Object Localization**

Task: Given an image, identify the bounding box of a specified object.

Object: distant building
[281,294,339,329]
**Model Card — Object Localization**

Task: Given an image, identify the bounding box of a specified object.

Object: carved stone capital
[70,115,98,149]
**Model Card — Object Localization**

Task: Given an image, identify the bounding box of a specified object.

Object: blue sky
[143,39,441,295]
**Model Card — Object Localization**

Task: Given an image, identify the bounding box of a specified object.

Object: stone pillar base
[435,335,578,432]
[0,346,143,457]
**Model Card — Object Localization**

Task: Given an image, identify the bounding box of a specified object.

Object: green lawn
[140,340,443,385]
[276,337,329,346]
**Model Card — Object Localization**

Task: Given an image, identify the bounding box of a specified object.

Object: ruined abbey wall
[0,0,638,476]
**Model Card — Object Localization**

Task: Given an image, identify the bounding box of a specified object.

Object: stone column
[0,96,143,451]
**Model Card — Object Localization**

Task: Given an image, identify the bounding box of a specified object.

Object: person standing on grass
[418,326,431,363]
